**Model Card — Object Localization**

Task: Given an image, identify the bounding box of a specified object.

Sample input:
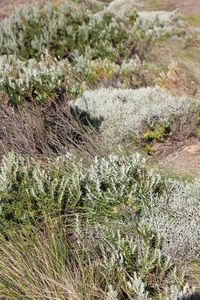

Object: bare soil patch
[0,0,41,18]
[153,138,200,175]
[168,0,200,15]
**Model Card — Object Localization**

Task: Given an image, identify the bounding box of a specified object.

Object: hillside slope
[0,1,200,299]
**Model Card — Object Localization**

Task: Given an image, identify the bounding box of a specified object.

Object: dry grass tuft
[0,96,104,160]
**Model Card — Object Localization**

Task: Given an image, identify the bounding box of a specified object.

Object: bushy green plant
[0,1,137,61]
[143,124,166,142]
[0,152,165,230]
[0,54,154,103]
[0,53,86,103]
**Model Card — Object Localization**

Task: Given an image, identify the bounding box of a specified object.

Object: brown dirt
[143,0,200,15]
[0,0,41,18]
[168,0,200,15]
[152,138,200,176]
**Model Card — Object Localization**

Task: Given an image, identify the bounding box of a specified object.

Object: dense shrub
[0,54,155,103]
[0,1,186,105]
[0,1,137,61]
[0,152,149,229]
[0,54,83,103]
[143,177,200,261]
[71,87,194,143]
[0,53,86,103]
[135,10,185,39]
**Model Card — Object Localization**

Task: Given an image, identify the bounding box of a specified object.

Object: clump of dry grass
[0,218,186,300]
[0,221,105,300]
[0,96,103,160]
[157,61,197,96]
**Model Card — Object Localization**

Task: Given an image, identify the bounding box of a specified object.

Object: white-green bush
[135,10,185,38]
[102,0,185,38]
[0,53,154,103]
[0,53,86,103]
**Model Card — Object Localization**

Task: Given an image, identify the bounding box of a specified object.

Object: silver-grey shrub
[143,177,200,261]
[86,154,200,262]
[71,87,192,143]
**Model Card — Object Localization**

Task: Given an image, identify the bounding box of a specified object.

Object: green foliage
[143,125,166,142]
[0,1,197,298]
[0,1,184,104]
[0,2,137,61]
[0,54,153,104]
[0,53,86,104]
[0,152,165,230]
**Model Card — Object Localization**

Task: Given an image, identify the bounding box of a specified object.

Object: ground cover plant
[0,0,200,299]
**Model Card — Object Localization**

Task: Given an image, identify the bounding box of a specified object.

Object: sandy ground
[151,139,200,176]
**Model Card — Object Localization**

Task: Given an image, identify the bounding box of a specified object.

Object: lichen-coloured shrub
[71,87,193,143]
[143,177,200,261]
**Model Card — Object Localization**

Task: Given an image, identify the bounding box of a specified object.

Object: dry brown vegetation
[0,95,102,159]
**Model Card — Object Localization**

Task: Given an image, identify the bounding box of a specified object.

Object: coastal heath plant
[71,87,192,143]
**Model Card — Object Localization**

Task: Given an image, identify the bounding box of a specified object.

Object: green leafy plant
[143,124,166,142]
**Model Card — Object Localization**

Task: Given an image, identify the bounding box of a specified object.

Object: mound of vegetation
[71,87,197,144]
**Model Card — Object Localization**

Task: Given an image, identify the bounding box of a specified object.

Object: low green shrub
[0,54,154,104]
[0,1,137,61]
[143,124,166,142]
[0,53,85,104]
[1,151,200,263]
